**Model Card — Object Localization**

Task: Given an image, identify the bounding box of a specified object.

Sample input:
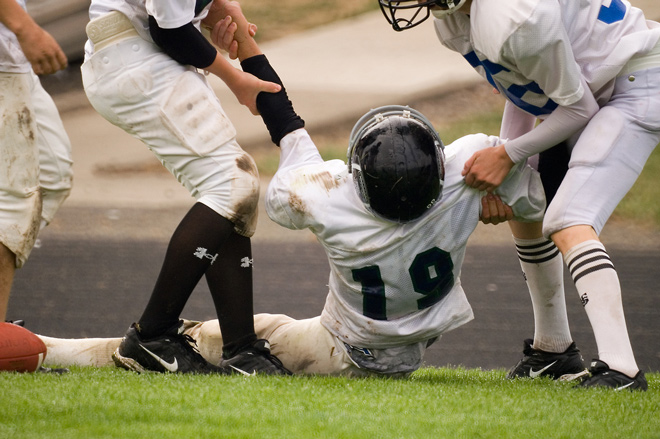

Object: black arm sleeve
[240,54,305,146]
[148,16,216,69]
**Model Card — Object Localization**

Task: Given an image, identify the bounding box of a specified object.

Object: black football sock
[204,232,257,349]
[137,202,233,339]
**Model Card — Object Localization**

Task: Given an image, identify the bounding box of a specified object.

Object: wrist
[236,37,262,62]
[6,15,35,39]
[502,141,524,164]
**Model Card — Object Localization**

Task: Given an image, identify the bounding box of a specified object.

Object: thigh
[184,315,358,375]
[82,40,258,236]
[255,314,361,376]
[543,76,660,236]
[30,73,73,222]
[0,73,41,266]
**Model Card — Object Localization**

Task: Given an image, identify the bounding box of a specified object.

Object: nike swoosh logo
[140,345,179,372]
[229,365,256,377]
[615,382,635,391]
[529,361,557,378]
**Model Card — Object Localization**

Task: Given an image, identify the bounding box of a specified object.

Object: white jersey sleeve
[265,129,340,231]
[445,134,546,223]
[146,0,199,29]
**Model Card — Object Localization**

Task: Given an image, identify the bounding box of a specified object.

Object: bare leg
[0,243,15,321]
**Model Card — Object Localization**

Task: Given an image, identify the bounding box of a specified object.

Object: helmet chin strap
[431,0,467,19]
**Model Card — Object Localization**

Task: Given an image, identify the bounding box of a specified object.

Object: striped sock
[514,237,572,353]
[564,240,638,377]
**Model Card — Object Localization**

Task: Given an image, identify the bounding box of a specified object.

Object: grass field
[5,5,657,439]
[1,366,658,439]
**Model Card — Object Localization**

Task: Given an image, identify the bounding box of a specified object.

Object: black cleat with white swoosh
[221,339,292,376]
[112,321,230,374]
[576,359,647,391]
[506,338,586,380]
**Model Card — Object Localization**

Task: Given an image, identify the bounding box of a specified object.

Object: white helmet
[378,0,468,31]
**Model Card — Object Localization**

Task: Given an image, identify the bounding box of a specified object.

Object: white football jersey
[0,0,30,73]
[435,0,660,115]
[266,129,545,349]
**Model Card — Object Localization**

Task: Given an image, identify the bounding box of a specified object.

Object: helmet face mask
[347,106,445,224]
[378,0,467,31]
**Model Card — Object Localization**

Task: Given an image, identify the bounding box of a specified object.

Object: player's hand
[480,193,513,225]
[226,69,281,115]
[211,15,257,59]
[462,144,514,192]
[210,17,258,60]
[15,25,67,75]
[205,0,257,58]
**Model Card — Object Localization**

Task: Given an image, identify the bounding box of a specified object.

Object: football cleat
[221,339,292,376]
[577,360,648,391]
[112,321,230,374]
[506,338,586,380]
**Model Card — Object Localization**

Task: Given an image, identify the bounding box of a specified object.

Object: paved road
[8,206,660,373]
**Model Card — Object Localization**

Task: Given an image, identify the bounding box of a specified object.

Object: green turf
[1,366,657,439]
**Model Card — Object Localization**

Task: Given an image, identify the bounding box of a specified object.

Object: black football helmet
[378,0,467,31]
[347,105,445,223]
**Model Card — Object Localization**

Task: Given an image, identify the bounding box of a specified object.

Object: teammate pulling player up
[38,0,570,378]
[378,0,656,390]
[80,0,289,375]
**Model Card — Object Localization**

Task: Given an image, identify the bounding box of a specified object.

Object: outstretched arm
[210,1,305,146]
[148,0,279,114]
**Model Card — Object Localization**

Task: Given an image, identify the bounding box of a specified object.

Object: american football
[0,323,47,372]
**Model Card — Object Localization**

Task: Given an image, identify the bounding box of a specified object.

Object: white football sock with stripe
[564,240,638,378]
[514,237,573,353]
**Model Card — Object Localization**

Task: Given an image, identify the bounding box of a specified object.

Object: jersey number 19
[352,247,454,321]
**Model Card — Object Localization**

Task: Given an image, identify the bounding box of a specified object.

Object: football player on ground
[79,0,289,375]
[378,0,657,390]
[38,1,556,378]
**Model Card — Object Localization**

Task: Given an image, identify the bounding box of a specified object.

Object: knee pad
[198,152,260,238]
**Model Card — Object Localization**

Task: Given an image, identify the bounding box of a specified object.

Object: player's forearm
[0,0,36,37]
[205,52,243,83]
[500,101,536,141]
[504,91,598,163]
[241,55,305,145]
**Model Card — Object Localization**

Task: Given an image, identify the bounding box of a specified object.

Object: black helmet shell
[348,106,445,223]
